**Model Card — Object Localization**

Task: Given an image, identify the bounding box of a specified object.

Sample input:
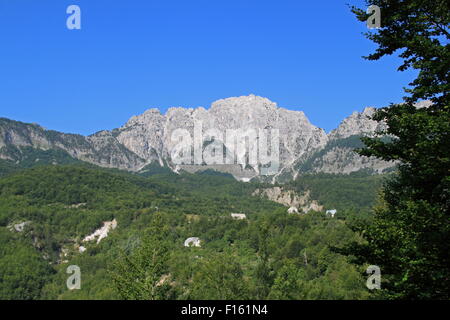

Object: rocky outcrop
[296,107,394,175]
[111,95,328,180]
[328,107,386,140]
[0,118,146,170]
[299,142,395,175]
[82,219,117,244]
[253,187,323,213]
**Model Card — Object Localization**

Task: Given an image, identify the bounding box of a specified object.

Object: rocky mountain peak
[125,108,163,127]
[362,106,376,115]
[210,94,279,113]
[0,96,399,181]
[328,106,384,140]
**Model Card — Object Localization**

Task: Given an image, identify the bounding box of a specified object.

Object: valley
[0,164,381,299]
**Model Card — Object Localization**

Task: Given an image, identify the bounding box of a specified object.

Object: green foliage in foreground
[109,211,370,300]
[0,164,378,300]
[345,0,450,299]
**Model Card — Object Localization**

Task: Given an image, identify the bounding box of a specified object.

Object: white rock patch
[287,206,299,214]
[83,219,117,244]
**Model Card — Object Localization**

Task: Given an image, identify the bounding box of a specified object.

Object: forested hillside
[0,146,83,176]
[0,164,382,299]
[287,171,385,212]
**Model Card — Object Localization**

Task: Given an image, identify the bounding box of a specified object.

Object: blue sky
[0,0,416,135]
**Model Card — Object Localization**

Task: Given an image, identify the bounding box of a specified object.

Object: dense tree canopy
[0,165,377,300]
[344,0,450,299]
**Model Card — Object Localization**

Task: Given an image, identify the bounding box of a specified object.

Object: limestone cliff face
[328,107,386,140]
[303,145,394,174]
[305,101,431,175]
[1,95,410,180]
[253,187,323,213]
[112,95,328,180]
[296,107,394,176]
[113,108,166,166]
[0,118,146,170]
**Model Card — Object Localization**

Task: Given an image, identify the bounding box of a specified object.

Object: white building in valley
[231,213,247,220]
[184,237,201,247]
[326,209,337,218]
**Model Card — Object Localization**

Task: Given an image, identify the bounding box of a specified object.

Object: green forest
[0,164,380,300]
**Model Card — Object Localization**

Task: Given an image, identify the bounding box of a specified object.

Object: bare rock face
[1,95,411,180]
[253,187,323,213]
[113,108,166,166]
[0,118,146,170]
[111,94,329,179]
[305,146,395,174]
[82,219,117,244]
[328,107,386,140]
[298,106,396,176]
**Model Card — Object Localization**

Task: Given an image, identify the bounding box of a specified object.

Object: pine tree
[110,213,172,300]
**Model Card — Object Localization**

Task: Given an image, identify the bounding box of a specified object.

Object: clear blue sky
[0,0,416,135]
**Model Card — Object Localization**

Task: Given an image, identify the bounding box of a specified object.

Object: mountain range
[0,95,400,182]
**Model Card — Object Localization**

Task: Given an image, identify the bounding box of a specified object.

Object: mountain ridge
[1,95,416,181]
